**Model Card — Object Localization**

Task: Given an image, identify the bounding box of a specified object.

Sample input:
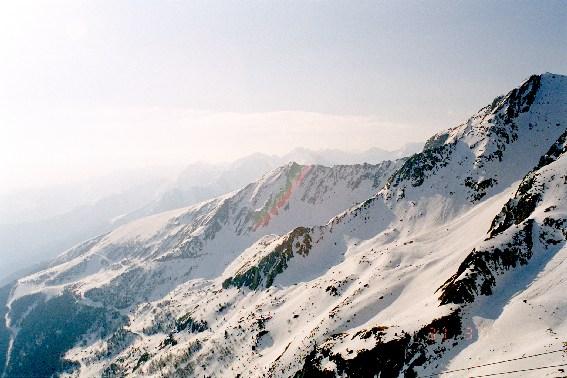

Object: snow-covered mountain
[0,144,421,284]
[1,160,402,377]
[1,73,566,378]
[124,144,424,222]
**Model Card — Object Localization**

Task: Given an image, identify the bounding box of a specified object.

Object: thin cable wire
[424,348,566,377]
[468,362,567,377]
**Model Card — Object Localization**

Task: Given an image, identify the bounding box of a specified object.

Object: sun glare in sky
[0,1,565,194]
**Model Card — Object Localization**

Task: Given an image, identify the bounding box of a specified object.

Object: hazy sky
[0,1,565,194]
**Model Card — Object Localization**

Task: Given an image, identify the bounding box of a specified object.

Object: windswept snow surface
[2,73,567,378]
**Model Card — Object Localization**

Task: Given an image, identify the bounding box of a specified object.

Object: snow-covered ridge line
[1,72,566,378]
[225,73,567,294]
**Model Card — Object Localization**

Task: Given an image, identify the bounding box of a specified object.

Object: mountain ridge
[0,144,423,282]
[2,73,566,378]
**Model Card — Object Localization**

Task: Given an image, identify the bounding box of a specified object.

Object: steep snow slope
[436,129,567,377]
[64,73,566,378]
[84,180,512,377]
[3,73,566,378]
[14,162,399,300]
[2,161,402,377]
[222,74,566,293]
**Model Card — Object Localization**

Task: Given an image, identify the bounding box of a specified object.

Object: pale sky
[0,1,565,195]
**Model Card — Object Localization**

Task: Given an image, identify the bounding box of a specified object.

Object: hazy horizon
[0,141,425,280]
[1,1,565,194]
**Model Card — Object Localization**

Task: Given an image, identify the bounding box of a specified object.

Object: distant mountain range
[0,144,422,284]
[123,143,424,223]
[2,73,566,377]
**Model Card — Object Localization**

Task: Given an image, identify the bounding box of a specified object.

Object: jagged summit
[382,72,565,208]
[1,74,566,378]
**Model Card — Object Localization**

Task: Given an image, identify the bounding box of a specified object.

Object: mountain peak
[2,75,565,378]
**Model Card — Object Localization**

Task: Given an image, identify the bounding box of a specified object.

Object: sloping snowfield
[2,73,566,378]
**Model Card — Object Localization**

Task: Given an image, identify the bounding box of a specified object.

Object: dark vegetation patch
[143,340,202,375]
[0,284,12,376]
[8,292,46,327]
[84,266,146,309]
[101,328,139,358]
[4,290,124,378]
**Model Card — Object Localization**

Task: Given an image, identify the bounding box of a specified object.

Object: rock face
[1,73,566,378]
[439,128,567,306]
[222,226,313,290]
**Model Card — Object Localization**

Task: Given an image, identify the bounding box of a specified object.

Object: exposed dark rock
[489,129,567,238]
[488,174,542,237]
[423,132,450,151]
[498,75,541,125]
[294,310,462,378]
[160,333,178,348]
[464,177,497,202]
[535,129,567,169]
[439,220,534,305]
[222,227,313,290]
[175,313,208,333]
[133,352,151,372]
[386,144,455,189]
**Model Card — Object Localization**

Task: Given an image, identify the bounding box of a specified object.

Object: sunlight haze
[0,0,565,194]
